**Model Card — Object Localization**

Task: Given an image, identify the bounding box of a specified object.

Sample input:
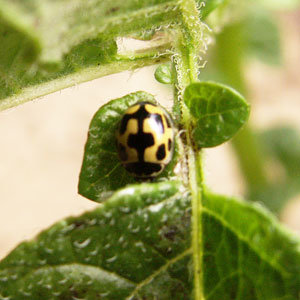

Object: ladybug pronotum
[116,101,174,178]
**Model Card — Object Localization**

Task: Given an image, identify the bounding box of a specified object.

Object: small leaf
[184,81,250,148]
[154,63,174,84]
[78,91,179,202]
[1,183,300,299]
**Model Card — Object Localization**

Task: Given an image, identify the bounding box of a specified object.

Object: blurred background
[0,8,300,260]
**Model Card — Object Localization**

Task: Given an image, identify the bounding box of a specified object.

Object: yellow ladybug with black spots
[116,101,174,178]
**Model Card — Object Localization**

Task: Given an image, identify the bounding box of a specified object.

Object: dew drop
[61,223,76,234]
[122,241,129,248]
[106,255,117,263]
[10,274,18,280]
[44,284,52,290]
[58,278,68,285]
[72,296,86,300]
[143,196,150,204]
[149,202,163,213]
[118,235,125,243]
[104,243,111,250]
[73,238,91,249]
[38,259,47,266]
[44,247,54,254]
[162,213,168,223]
[88,218,97,226]
[0,276,8,282]
[89,246,99,256]
[104,211,112,219]
[36,278,44,286]
[20,290,32,297]
[100,291,110,297]
[130,225,140,233]
[119,206,131,213]
[143,212,149,222]
[135,241,147,253]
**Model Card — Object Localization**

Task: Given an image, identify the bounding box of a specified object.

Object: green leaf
[245,12,281,65]
[1,182,300,299]
[0,0,181,64]
[154,63,175,84]
[0,0,180,111]
[184,81,250,148]
[202,192,300,299]
[0,0,228,111]
[78,91,180,202]
[0,0,233,111]
[0,181,193,300]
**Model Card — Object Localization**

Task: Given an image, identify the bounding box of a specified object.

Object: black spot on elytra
[120,114,132,135]
[125,162,162,177]
[119,103,166,162]
[118,143,128,161]
[128,132,154,161]
[168,138,172,151]
[156,144,166,160]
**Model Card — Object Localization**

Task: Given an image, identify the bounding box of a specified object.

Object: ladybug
[116,101,174,178]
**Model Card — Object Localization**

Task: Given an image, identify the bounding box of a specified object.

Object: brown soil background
[0,11,300,259]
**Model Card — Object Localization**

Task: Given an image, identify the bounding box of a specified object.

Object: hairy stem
[173,1,207,298]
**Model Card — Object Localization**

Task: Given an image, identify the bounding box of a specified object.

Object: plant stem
[214,21,268,190]
[173,1,207,298]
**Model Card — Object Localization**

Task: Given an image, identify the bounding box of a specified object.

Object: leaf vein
[202,208,289,276]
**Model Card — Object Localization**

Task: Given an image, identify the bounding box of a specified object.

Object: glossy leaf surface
[184,82,250,148]
[1,183,300,299]
[78,91,180,202]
